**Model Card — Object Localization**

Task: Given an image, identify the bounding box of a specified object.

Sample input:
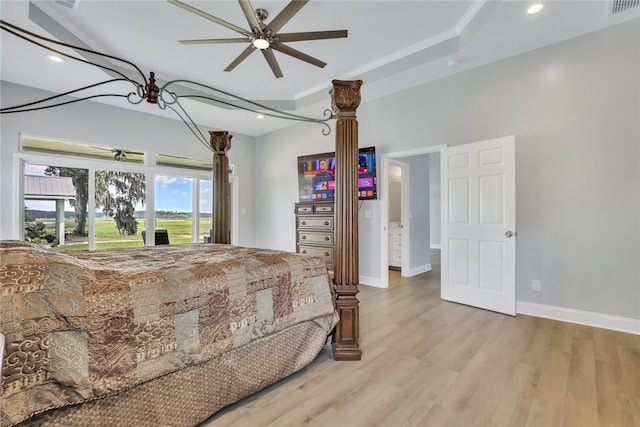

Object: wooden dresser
[294,201,334,271]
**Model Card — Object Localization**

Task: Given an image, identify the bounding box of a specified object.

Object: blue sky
[24,164,211,213]
[155,175,212,213]
[155,175,192,212]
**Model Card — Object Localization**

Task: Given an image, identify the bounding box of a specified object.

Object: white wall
[255,20,640,321]
[429,153,441,248]
[254,121,336,251]
[398,153,431,275]
[388,181,401,222]
[0,82,257,246]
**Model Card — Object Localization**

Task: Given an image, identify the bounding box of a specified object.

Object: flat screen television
[297,146,377,202]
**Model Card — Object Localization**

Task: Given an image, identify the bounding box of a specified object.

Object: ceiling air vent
[610,0,639,15]
[55,0,79,10]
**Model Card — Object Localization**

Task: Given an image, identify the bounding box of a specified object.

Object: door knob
[505,231,515,237]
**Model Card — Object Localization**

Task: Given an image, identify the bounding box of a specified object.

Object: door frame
[380,145,447,288]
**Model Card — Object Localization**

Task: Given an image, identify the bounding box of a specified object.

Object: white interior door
[441,135,516,315]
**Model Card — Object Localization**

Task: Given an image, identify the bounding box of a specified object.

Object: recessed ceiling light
[256,114,265,119]
[48,55,64,63]
[527,3,544,14]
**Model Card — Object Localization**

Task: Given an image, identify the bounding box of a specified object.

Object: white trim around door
[379,145,447,288]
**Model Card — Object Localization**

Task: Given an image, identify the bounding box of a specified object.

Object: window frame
[15,150,228,250]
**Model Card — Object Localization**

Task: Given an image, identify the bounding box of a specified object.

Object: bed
[1,79,363,426]
[0,241,338,426]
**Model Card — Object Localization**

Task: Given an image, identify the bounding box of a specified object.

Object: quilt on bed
[0,241,338,426]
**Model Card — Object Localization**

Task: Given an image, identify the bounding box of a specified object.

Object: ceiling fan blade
[270,43,326,68]
[179,37,250,45]
[266,0,309,34]
[262,49,284,78]
[276,30,348,43]
[224,44,256,72]
[168,0,249,36]
[238,0,263,32]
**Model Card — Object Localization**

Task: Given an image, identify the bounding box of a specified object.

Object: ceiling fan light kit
[169,0,348,78]
[527,3,544,14]
[252,37,270,50]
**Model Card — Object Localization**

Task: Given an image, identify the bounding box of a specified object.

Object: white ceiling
[1,0,638,137]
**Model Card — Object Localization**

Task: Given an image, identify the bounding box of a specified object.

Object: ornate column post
[331,79,362,361]
[209,130,232,244]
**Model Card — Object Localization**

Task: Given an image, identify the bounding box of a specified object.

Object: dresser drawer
[295,205,314,214]
[299,245,333,260]
[315,204,334,214]
[295,203,333,215]
[298,216,333,230]
[298,231,333,245]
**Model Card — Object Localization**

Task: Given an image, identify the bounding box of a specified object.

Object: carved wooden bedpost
[331,79,363,361]
[209,131,232,244]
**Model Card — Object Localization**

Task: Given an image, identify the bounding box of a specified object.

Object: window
[22,136,144,163]
[19,136,219,251]
[154,175,193,245]
[156,153,212,171]
[23,163,86,250]
[94,169,147,250]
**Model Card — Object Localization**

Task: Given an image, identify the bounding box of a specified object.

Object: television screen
[297,147,377,202]
[357,146,377,200]
[298,151,336,202]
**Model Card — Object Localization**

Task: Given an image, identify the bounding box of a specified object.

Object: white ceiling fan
[168,0,348,78]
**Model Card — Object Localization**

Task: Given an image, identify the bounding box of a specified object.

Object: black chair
[142,230,170,246]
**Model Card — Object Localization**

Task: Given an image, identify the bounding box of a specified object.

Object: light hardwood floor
[203,253,640,426]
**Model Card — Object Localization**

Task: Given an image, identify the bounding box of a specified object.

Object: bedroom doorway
[381,136,516,315]
[380,145,445,288]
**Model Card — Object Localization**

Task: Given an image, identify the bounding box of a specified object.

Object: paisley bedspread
[0,241,337,426]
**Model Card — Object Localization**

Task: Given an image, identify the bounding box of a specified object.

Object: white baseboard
[516,301,640,335]
[359,275,387,288]
[402,263,431,278]
[430,244,441,249]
